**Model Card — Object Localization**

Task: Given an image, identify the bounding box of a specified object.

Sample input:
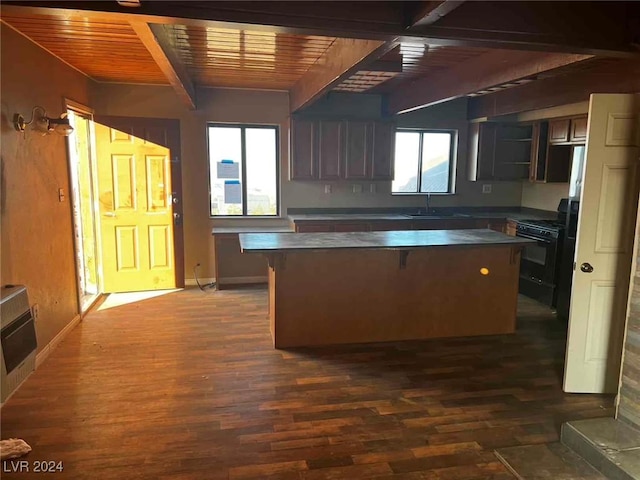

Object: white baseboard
[185,276,267,286]
[36,314,81,369]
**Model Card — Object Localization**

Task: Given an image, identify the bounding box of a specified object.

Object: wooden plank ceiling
[1,2,623,112]
[162,25,336,90]
[1,6,485,94]
[333,43,491,93]
[1,8,338,91]
[1,11,167,84]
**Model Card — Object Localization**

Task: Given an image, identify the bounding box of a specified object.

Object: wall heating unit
[1,285,37,404]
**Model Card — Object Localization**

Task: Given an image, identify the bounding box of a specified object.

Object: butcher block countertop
[239,229,534,253]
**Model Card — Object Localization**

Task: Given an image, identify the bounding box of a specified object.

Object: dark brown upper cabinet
[468,122,533,181]
[570,116,588,142]
[549,118,570,143]
[531,121,570,183]
[344,121,373,179]
[290,117,395,181]
[470,117,585,184]
[290,118,316,180]
[548,116,588,144]
[371,122,395,180]
[317,120,343,180]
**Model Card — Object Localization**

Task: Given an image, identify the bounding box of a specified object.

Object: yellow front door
[95,122,176,292]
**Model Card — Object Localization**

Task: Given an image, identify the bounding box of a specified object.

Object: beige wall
[521,182,569,211]
[1,25,92,351]
[91,87,523,280]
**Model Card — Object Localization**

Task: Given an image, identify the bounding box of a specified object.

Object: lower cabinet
[370,221,411,231]
[334,223,370,232]
[295,224,334,233]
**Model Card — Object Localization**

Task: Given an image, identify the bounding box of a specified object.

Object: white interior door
[564,93,640,393]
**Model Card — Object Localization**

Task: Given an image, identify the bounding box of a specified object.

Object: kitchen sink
[404,213,456,219]
[403,212,472,219]
[405,212,453,217]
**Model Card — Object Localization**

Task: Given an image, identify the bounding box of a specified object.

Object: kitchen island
[239,229,533,348]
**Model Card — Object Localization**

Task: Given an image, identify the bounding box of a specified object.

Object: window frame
[392,128,457,195]
[207,122,280,218]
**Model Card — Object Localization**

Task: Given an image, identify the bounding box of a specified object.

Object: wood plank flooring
[1,287,613,479]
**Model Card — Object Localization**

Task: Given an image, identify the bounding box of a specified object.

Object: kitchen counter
[287,209,558,234]
[288,213,410,222]
[212,226,293,235]
[241,229,528,348]
[463,211,557,222]
[239,229,533,253]
[288,210,557,223]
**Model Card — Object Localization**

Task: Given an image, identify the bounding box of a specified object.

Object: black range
[515,209,567,307]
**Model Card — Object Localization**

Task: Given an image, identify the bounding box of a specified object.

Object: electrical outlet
[352,184,363,194]
[482,184,492,194]
[31,303,39,321]
[324,184,332,194]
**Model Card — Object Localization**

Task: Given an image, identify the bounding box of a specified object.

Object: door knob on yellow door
[580,262,594,273]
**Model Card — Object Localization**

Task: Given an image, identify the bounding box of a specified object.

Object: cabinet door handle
[580,262,594,273]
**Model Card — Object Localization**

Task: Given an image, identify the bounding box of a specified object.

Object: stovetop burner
[516,218,565,240]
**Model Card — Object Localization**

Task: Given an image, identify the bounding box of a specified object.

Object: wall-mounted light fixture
[117,0,141,6]
[13,106,74,136]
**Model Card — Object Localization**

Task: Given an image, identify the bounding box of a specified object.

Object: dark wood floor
[1,287,613,479]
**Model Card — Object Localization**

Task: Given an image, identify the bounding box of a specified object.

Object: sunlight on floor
[97,289,182,311]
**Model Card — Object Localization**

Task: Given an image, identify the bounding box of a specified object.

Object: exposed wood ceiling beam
[129,20,196,110]
[408,1,640,58]
[404,27,639,58]
[407,1,465,28]
[468,59,640,119]
[2,2,639,58]
[290,38,398,113]
[389,50,594,114]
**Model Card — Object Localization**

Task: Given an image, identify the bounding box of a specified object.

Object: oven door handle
[516,232,553,244]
